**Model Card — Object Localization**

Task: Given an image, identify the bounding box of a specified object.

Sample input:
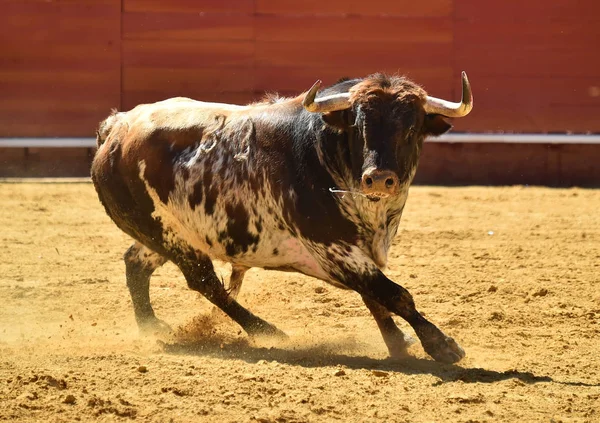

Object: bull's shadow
[159,336,598,387]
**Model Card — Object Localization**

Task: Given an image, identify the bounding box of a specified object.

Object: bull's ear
[424,114,452,136]
[322,110,352,131]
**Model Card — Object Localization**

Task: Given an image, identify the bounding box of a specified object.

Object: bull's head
[303,73,473,201]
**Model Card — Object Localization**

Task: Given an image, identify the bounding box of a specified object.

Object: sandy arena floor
[1,182,599,422]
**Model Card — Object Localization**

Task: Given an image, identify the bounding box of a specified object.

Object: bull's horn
[303,80,351,113]
[424,71,473,118]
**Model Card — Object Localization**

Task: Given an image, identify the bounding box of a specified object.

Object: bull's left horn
[424,71,473,118]
[303,80,352,113]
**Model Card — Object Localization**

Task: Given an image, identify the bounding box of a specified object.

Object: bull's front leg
[340,268,465,363]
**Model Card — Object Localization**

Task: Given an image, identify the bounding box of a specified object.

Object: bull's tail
[96,109,123,148]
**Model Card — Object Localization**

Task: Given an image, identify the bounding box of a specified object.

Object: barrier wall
[2,141,599,186]
[2,0,599,136]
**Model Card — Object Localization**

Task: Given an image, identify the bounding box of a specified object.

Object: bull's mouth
[328,188,391,202]
[366,193,390,202]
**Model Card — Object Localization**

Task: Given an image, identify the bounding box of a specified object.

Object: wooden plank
[559,145,600,186]
[0,0,121,137]
[464,76,600,108]
[122,91,257,110]
[454,20,599,79]
[123,12,254,40]
[122,39,256,109]
[123,40,254,68]
[0,147,96,177]
[255,16,452,42]
[455,0,599,22]
[24,148,94,178]
[0,63,119,137]
[1,70,117,93]
[0,110,109,137]
[453,0,599,133]
[124,0,254,13]
[1,41,119,72]
[0,148,26,177]
[415,143,554,186]
[123,67,255,93]
[3,0,116,5]
[257,0,453,17]
[0,2,120,42]
[0,97,112,116]
[454,21,598,48]
[456,46,598,79]
[256,41,451,69]
[255,66,453,99]
[452,104,600,133]
[0,97,113,116]
[450,74,600,133]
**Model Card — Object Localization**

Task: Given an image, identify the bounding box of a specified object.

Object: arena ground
[1,182,599,422]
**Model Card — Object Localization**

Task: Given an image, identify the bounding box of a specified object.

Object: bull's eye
[385,177,395,188]
[364,177,373,187]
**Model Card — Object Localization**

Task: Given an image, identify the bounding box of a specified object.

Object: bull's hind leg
[124,242,170,334]
[362,297,415,358]
[176,253,285,339]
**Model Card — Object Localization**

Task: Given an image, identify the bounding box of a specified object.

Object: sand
[1,182,599,422]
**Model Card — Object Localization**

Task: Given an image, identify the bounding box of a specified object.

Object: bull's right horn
[424,71,473,118]
[303,80,352,113]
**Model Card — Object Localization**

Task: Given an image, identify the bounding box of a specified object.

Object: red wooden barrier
[1,0,599,136]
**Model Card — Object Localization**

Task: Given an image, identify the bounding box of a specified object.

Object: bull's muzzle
[361,169,399,201]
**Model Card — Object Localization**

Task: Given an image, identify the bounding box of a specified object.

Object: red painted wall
[1,0,599,136]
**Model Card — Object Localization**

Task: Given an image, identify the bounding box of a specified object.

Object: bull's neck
[307,116,411,268]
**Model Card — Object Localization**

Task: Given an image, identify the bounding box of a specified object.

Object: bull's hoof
[138,317,173,337]
[423,335,465,364]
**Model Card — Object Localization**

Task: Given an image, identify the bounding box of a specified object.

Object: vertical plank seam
[253,0,258,102]
[451,0,457,104]
[119,0,124,111]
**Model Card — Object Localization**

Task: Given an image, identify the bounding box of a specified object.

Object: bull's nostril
[365,177,373,187]
[385,178,395,188]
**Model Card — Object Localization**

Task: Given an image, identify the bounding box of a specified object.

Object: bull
[91,72,473,363]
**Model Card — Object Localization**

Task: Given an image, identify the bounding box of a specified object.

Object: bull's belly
[139,178,328,281]
[162,218,330,281]
[212,237,331,281]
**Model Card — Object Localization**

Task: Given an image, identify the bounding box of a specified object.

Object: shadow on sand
[159,336,599,388]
